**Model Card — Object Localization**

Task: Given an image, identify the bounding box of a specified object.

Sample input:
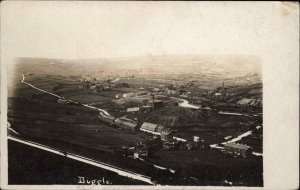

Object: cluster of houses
[99,111,253,158]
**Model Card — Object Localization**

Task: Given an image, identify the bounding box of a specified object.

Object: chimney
[151,94,155,110]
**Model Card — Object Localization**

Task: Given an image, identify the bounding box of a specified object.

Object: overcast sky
[1,1,298,60]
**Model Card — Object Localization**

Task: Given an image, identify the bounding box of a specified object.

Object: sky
[2,1,296,60]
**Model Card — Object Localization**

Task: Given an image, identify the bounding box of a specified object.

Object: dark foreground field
[8,140,148,185]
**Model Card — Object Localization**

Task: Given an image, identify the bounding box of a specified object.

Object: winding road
[21,74,110,116]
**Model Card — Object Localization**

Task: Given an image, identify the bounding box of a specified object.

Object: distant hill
[105,55,261,77]
[12,55,261,76]
[10,55,262,89]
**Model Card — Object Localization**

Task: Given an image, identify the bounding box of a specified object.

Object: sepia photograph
[1,1,299,190]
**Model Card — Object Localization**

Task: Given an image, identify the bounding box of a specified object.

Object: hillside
[145,106,206,128]
[11,55,261,78]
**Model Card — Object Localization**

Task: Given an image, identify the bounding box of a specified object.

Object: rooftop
[224,142,251,150]
[140,122,158,132]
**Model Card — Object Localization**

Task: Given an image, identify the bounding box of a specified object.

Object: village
[72,74,261,161]
[8,57,263,186]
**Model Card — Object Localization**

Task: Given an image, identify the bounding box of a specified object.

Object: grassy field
[8,99,144,149]
[149,149,263,186]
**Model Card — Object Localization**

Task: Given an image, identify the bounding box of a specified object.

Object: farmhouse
[224,143,252,157]
[140,122,161,135]
[140,122,158,132]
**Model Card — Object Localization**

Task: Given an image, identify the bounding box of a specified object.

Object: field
[148,149,263,186]
[8,98,146,150]
[8,140,147,185]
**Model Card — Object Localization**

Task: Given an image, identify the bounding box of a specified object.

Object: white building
[193,136,200,142]
[127,107,140,112]
[123,93,135,98]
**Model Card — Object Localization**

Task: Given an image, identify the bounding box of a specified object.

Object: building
[134,149,148,158]
[134,143,148,158]
[140,122,158,133]
[167,89,177,95]
[161,129,172,141]
[224,143,252,157]
[162,141,176,150]
[156,125,164,133]
[123,93,135,98]
[114,118,137,130]
[148,100,164,110]
[57,98,69,104]
[133,152,139,159]
[224,135,232,140]
[140,122,162,135]
[115,94,122,99]
[173,136,187,142]
[193,136,200,142]
[139,106,152,113]
[98,112,116,124]
[127,107,140,112]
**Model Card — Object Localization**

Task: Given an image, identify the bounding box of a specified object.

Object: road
[8,135,154,185]
[21,74,61,98]
[209,125,263,157]
[171,96,261,118]
[21,74,110,116]
[170,97,201,109]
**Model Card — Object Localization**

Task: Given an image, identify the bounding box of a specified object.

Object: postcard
[1,1,299,190]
